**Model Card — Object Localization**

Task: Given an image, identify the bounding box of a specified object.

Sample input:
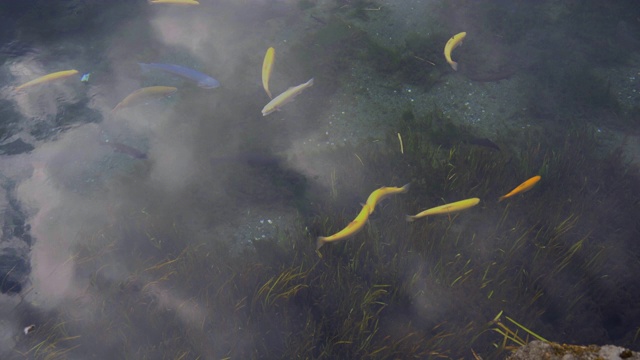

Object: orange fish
[499,175,541,202]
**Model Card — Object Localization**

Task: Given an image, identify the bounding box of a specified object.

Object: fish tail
[316,237,326,250]
[400,183,411,193]
[498,195,506,202]
[405,215,415,222]
[451,61,458,71]
[307,78,315,86]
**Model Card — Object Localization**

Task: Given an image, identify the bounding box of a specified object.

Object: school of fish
[10,9,540,254]
[317,176,541,251]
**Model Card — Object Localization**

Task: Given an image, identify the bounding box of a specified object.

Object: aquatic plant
[333,0,381,21]
[399,32,446,87]
[13,121,640,359]
[486,311,549,352]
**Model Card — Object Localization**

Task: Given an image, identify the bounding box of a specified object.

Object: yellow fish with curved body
[317,204,370,250]
[261,78,313,116]
[15,69,79,92]
[365,183,410,215]
[112,86,177,111]
[444,32,466,71]
[262,47,275,98]
[406,197,480,222]
[498,175,541,202]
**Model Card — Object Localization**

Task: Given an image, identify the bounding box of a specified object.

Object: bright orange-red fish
[499,175,541,202]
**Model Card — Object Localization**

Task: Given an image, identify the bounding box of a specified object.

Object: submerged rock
[507,340,639,360]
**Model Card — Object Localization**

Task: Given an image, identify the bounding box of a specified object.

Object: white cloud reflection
[0,0,339,357]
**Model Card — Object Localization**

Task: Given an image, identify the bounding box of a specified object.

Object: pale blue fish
[138,63,220,89]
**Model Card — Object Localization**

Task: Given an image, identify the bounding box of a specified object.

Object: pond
[0,1,639,358]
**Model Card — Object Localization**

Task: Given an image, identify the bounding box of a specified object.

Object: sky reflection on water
[0,1,639,359]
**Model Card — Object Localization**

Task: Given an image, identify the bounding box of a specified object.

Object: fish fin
[405,215,415,222]
[316,237,326,250]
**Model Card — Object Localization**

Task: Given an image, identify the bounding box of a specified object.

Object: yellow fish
[148,0,200,4]
[498,175,541,202]
[15,69,79,92]
[317,204,370,250]
[261,78,314,116]
[365,183,410,215]
[444,32,466,71]
[406,197,480,222]
[112,86,177,111]
[262,47,275,99]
